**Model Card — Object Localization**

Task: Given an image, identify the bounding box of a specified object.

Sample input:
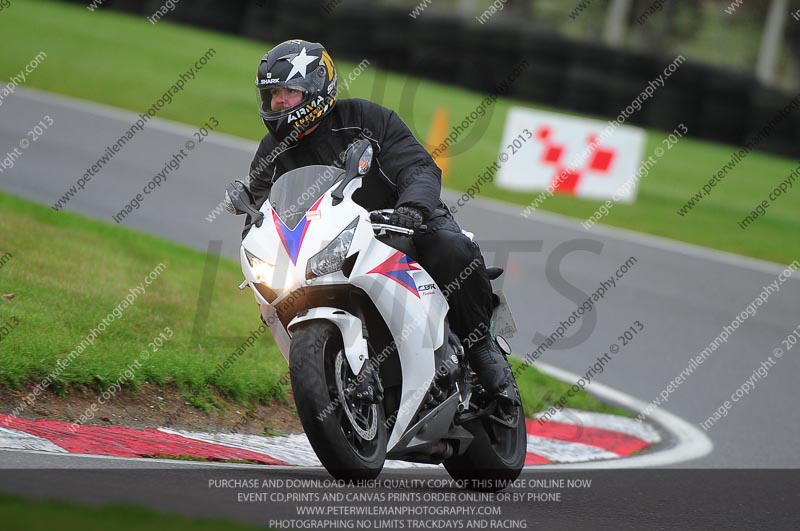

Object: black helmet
[255,39,337,139]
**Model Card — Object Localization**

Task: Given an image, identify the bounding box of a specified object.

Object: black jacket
[246,98,444,220]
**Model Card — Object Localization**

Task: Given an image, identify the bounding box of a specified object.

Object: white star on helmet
[285,47,319,80]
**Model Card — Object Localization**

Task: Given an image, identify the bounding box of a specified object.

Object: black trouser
[412,209,494,346]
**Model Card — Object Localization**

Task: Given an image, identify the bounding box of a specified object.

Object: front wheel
[289,320,387,480]
[444,376,526,491]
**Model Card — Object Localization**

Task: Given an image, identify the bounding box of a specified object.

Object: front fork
[287,307,370,375]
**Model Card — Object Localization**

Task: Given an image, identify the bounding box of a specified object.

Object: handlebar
[369,210,427,236]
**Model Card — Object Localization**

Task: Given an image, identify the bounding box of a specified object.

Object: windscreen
[268,165,344,229]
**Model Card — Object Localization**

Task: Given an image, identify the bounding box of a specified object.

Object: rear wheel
[289,320,387,480]
[444,376,526,491]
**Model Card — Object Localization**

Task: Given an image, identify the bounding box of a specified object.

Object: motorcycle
[225,139,525,489]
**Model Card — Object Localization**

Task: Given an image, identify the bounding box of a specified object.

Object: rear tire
[444,379,526,491]
[290,320,387,480]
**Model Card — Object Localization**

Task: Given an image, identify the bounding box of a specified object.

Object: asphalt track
[1,87,799,527]
[0,450,798,530]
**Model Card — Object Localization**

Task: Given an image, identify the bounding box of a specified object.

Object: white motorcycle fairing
[239,164,449,451]
[287,308,368,375]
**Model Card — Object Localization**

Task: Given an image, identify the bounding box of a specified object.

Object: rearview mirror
[225,180,264,227]
[332,139,373,205]
[346,139,373,177]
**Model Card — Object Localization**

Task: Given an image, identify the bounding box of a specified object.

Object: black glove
[388,206,424,230]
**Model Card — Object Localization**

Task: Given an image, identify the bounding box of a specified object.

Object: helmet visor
[256,85,308,122]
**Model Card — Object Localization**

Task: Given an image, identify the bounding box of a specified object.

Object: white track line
[159,428,434,468]
[0,427,67,453]
[444,190,795,276]
[526,435,619,463]
[0,447,303,470]
[529,362,713,469]
[535,409,661,443]
[10,85,795,276]
[5,86,712,469]
[7,85,258,152]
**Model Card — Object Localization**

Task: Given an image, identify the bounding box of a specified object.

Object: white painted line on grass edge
[446,190,796,276]
[530,362,713,469]
[12,85,795,277]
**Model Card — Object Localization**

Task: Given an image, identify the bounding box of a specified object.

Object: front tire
[289,320,387,480]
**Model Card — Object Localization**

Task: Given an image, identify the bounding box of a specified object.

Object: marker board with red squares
[496,108,646,203]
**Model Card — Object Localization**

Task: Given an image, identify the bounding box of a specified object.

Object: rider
[241,39,512,398]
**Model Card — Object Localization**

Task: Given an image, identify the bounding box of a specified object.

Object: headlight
[306,218,359,280]
[245,249,274,283]
[245,249,278,303]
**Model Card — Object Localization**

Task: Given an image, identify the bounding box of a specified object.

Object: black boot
[466,335,512,394]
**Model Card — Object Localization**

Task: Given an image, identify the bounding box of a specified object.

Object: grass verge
[0,190,288,407]
[0,493,269,531]
[0,190,621,419]
[510,358,631,418]
[0,1,797,263]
